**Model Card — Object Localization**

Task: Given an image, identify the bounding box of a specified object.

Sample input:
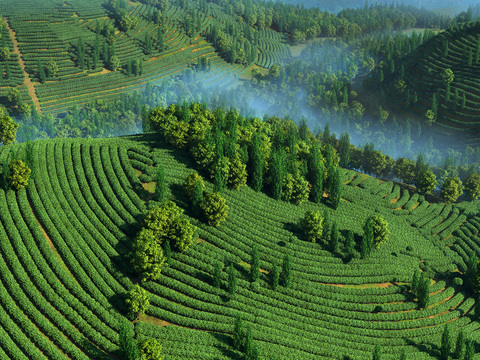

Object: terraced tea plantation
[0,0,291,116]
[379,20,480,149]
[0,132,480,359]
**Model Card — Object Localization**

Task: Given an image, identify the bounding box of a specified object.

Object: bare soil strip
[3,17,42,114]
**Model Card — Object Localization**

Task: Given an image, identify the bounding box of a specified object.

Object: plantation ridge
[3,0,480,359]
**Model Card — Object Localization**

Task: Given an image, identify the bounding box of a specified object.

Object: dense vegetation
[2,0,480,359]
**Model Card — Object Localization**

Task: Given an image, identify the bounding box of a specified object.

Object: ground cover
[0,133,478,359]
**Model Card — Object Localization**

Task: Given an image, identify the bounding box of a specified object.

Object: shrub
[301,210,324,243]
[8,159,31,190]
[138,338,164,360]
[200,192,229,227]
[125,285,150,320]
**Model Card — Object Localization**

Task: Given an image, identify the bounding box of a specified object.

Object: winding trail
[3,17,42,114]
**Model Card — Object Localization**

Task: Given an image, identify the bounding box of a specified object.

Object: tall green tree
[154,165,166,203]
[270,148,286,200]
[338,132,351,167]
[329,166,342,209]
[360,217,374,259]
[301,210,324,243]
[138,338,164,360]
[415,170,437,196]
[119,319,139,360]
[250,132,264,191]
[418,276,430,309]
[330,221,339,252]
[345,230,355,260]
[453,329,465,359]
[464,173,480,200]
[441,177,463,203]
[0,114,19,145]
[200,192,228,227]
[308,141,324,203]
[213,261,222,289]
[233,313,244,350]
[131,228,167,282]
[125,284,150,320]
[440,323,452,360]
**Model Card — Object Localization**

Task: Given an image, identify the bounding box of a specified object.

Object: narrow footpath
[3,17,42,114]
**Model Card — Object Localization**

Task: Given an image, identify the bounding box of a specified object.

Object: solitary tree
[227,263,237,295]
[453,329,465,359]
[415,170,437,196]
[345,230,355,259]
[154,165,166,203]
[441,68,454,86]
[9,159,31,190]
[138,338,164,360]
[367,215,389,249]
[131,229,167,282]
[200,192,228,227]
[46,59,58,78]
[192,180,203,218]
[411,268,421,294]
[184,171,205,200]
[213,261,222,289]
[301,210,324,243]
[441,177,463,203]
[125,284,150,320]
[7,87,19,106]
[418,276,430,309]
[233,313,244,350]
[119,319,139,360]
[440,323,452,360]
[330,221,339,252]
[464,173,480,200]
[0,114,19,145]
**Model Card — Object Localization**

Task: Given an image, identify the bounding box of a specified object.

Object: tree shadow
[108,291,129,316]
[404,338,440,359]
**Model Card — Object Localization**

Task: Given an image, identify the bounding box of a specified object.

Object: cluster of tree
[301,209,389,260]
[207,22,258,65]
[130,200,197,282]
[199,0,449,43]
[108,0,139,32]
[125,58,144,77]
[438,323,476,360]
[147,101,342,207]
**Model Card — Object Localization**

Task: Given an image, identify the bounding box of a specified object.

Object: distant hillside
[378,20,480,149]
[0,0,291,116]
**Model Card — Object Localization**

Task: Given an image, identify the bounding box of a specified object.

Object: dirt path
[3,17,42,114]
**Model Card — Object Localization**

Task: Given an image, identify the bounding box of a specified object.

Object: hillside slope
[378,20,480,149]
[1,134,480,359]
[0,0,291,116]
